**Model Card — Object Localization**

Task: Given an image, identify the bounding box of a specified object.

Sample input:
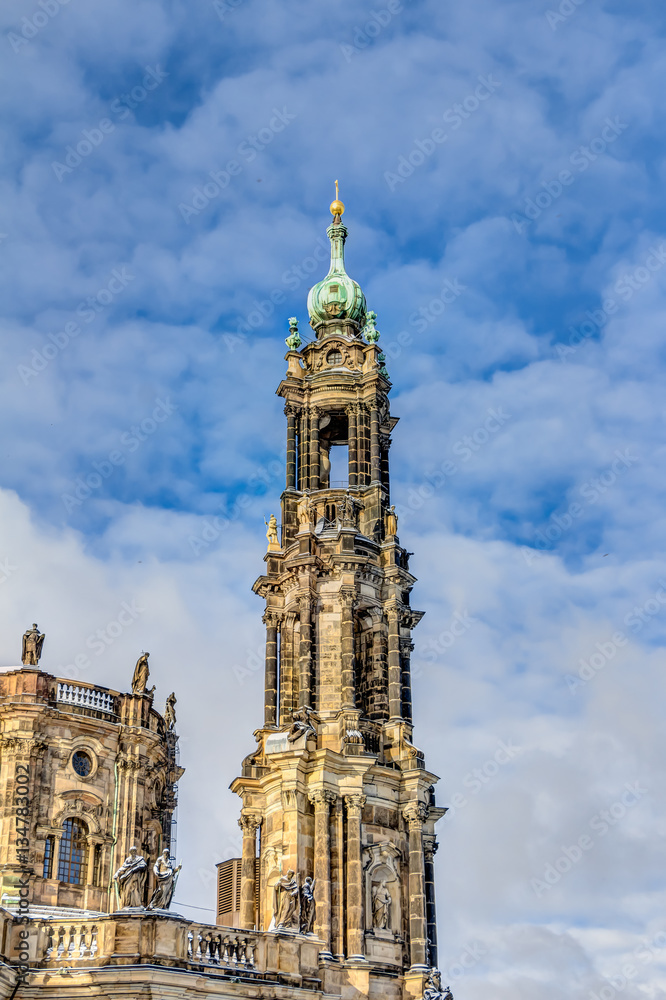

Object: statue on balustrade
[164,692,177,731]
[423,969,453,1000]
[264,514,280,550]
[147,849,182,910]
[114,846,148,908]
[287,706,316,744]
[22,624,45,666]
[273,869,300,929]
[300,876,316,934]
[132,652,155,696]
[372,879,392,930]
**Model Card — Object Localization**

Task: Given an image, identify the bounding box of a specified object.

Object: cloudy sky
[2,0,666,995]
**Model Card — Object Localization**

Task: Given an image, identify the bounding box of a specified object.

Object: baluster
[45,924,55,958]
[187,930,193,959]
[196,932,203,960]
[78,925,88,958]
[247,938,256,966]
[56,927,65,958]
[90,926,98,957]
[221,936,230,965]
[210,934,220,964]
[67,926,76,957]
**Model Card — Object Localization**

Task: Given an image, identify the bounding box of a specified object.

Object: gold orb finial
[330,178,345,218]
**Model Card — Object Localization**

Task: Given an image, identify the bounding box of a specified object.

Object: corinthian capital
[238,810,263,835]
[402,801,429,827]
[262,609,282,628]
[309,789,337,809]
[344,793,366,812]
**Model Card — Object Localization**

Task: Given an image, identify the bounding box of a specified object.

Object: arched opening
[57,817,88,885]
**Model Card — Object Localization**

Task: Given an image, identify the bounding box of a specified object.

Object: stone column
[340,590,356,711]
[347,404,358,488]
[238,811,262,930]
[380,433,390,497]
[285,406,297,490]
[370,406,381,483]
[309,790,336,956]
[298,409,308,490]
[310,408,321,491]
[387,606,402,721]
[344,794,366,961]
[298,596,313,709]
[400,636,414,724]
[263,611,279,727]
[331,796,345,960]
[423,836,438,967]
[403,803,429,970]
[370,617,389,719]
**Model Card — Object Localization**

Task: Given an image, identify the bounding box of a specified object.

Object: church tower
[231,191,445,1000]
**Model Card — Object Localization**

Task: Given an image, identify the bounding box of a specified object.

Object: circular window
[327,349,343,365]
[72,750,92,777]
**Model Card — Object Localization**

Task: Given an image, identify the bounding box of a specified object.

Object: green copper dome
[307,219,366,329]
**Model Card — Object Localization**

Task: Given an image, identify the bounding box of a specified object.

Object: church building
[0,194,451,1000]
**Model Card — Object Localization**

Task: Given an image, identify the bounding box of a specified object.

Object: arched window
[57,818,88,885]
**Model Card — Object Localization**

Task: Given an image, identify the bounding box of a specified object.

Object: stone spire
[230,195,445,1000]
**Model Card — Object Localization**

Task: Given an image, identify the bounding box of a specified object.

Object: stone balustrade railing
[0,910,321,984]
[56,682,116,715]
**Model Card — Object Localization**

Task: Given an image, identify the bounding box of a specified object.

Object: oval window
[72,750,93,777]
[327,349,343,365]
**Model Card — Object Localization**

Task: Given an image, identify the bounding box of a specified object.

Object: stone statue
[22,624,45,666]
[287,707,316,744]
[372,879,392,930]
[300,876,316,934]
[297,494,311,527]
[386,505,398,536]
[113,846,148,908]
[147,849,181,910]
[265,514,280,550]
[273,869,300,928]
[422,969,453,1000]
[132,652,151,695]
[164,692,177,731]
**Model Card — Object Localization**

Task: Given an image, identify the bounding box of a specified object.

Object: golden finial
[330,179,345,218]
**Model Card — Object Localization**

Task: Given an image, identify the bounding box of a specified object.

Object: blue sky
[2,0,666,995]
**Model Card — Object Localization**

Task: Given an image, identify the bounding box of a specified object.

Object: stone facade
[0,666,181,915]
